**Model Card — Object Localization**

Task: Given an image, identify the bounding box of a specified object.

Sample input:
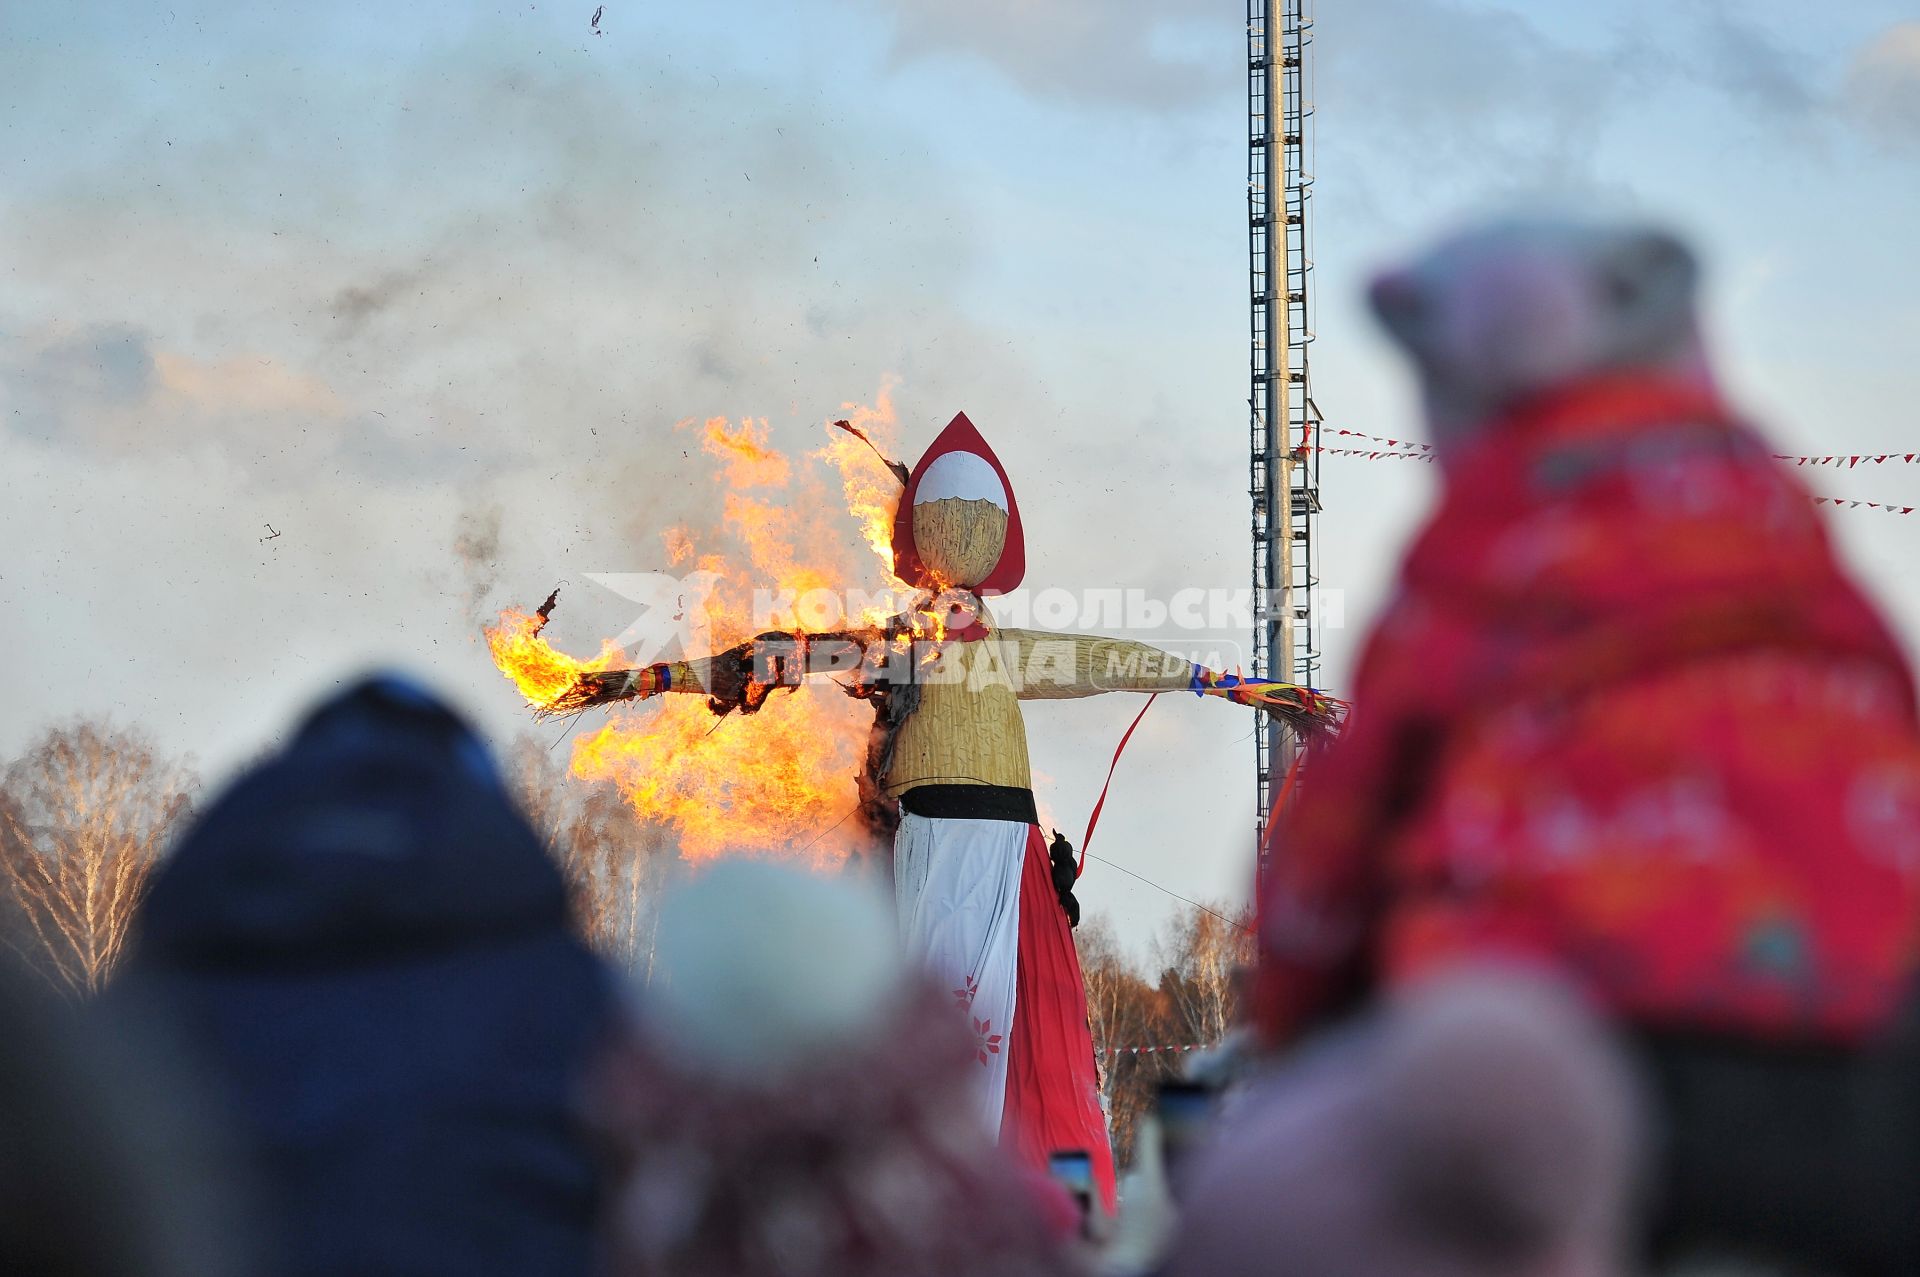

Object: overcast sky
[5,0,1919,957]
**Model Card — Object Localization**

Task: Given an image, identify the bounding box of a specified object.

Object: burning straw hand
[537,666,666,717]
[483,586,682,717]
[483,586,635,713]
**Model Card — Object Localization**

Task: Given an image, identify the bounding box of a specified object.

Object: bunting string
[1312,439,1917,514]
[1318,447,1432,461]
[1778,452,1920,469]
[1324,426,1920,470]
[1807,497,1918,516]
[1326,427,1434,452]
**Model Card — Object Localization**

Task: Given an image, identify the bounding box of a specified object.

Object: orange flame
[814,376,903,578]
[487,385,907,864]
[694,415,792,489]
[483,605,625,707]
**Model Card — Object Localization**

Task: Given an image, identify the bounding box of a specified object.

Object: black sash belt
[898,783,1038,825]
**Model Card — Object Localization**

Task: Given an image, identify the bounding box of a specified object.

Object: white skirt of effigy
[892,810,1028,1135]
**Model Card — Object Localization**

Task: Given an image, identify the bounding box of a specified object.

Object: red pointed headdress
[891,412,1026,595]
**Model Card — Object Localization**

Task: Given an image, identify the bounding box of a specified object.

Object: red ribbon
[1258,746,1310,862]
[1077,693,1160,879]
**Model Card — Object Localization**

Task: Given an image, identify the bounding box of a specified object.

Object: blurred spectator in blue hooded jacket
[116,675,617,1277]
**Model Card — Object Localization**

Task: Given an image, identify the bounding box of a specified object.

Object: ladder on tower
[1249,0,1319,872]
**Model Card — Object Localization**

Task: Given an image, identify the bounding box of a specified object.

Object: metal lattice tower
[1249,0,1319,870]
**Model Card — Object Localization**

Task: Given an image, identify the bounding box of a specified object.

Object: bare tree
[1077,903,1259,1166]
[1080,914,1178,1166]
[0,721,196,999]
[1155,902,1254,1049]
[506,735,675,978]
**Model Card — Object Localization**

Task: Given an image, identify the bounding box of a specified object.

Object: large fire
[486,385,907,863]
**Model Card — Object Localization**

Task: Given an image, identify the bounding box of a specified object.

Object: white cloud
[1846,22,1920,148]
[867,0,1236,110]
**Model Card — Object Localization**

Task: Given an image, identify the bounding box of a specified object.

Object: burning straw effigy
[486,404,1342,1208]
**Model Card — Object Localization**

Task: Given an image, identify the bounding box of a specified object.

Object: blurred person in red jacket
[1253,216,1920,1275]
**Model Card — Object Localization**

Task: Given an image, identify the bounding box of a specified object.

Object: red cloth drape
[1000,825,1117,1210]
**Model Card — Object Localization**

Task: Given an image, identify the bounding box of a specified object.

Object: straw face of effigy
[912,497,1007,589]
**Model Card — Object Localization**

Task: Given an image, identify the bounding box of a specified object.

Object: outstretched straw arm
[993,628,1345,736]
[540,630,882,718]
